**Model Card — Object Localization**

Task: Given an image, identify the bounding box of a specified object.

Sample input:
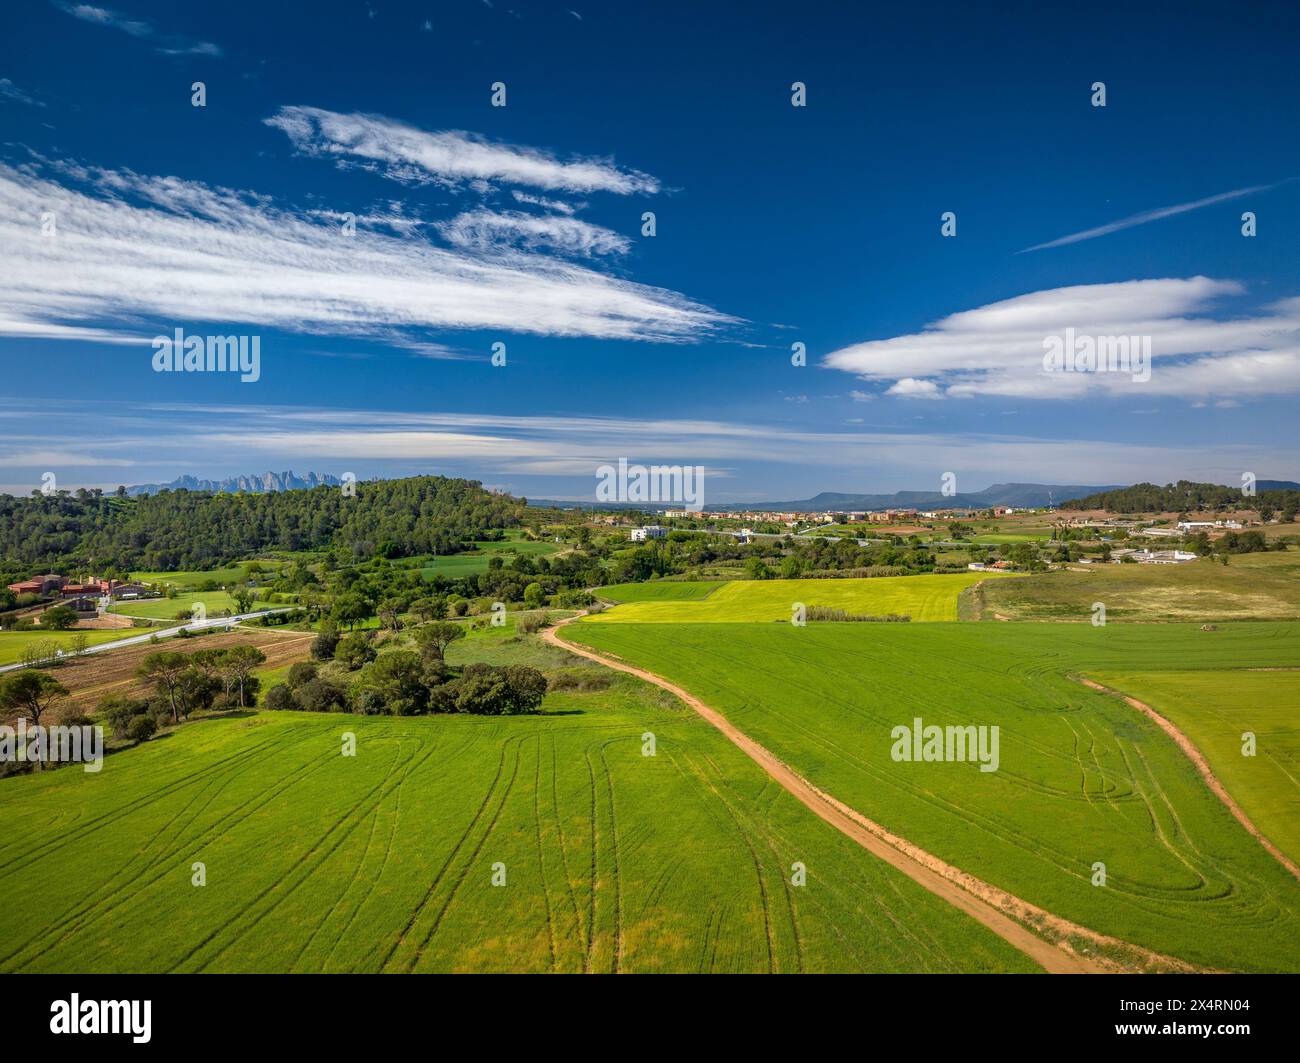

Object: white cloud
[0,158,730,345]
[0,400,1290,497]
[265,106,658,194]
[52,1,222,56]
[437,208,629,257]
[1020,183,1284,252]
[823,277,1300,400]
[0,79,45,107]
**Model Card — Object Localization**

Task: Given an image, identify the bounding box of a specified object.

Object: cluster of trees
[266,622,546,716]
[1061,480,1299,517]
[135,645,267,723]
[0,476,524,572]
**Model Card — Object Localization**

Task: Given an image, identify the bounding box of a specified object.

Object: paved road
[0,608,297,675]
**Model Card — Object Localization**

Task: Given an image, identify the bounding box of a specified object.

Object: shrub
[286,661,319,689]
[334,632,377,670]
[295,677,348,713]
[265,684,297,711]
[125,715,157,743]
[310,630,340,660]
[98,695,151,738]
[546,668,612,692]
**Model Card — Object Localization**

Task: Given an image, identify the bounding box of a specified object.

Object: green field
[588,574,1016,624]
[565,619,1300,971]
[0,629,129,666]
[130,562,284,589]
[970,551,1300,622]
[1087,669,1300,868]
[407,535,562,579]
[0,634,1037,974]
[108,591,240,620]
[596,581,724,603]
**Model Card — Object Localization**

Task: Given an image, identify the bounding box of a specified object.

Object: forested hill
[1060,480,1300,514]
[0,476,524,574]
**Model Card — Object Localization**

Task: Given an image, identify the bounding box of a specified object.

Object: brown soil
[52,626,314,713]
[544,615,1202,975]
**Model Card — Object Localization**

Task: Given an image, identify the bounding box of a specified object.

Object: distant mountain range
[528,483,1127,511]
[127,471,343,496]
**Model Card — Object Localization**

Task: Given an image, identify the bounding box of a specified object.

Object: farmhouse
[7,574,66,595]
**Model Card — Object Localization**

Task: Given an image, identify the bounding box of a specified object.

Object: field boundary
[1075,676,1300,883]
[545,614,1204,975]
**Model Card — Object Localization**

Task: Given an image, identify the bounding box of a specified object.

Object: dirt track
[1077,677,1300,882]
[544,614,1205,975]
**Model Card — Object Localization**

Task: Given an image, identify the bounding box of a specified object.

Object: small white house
[630,525,667,542]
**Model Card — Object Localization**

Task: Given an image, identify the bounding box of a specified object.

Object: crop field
[565,619,1300,971]
[130,562,284,589]
[108,591,240,620]
[0,629,129,666]
[596,581,724,602]
[968,550,1300,622]
[587,573,1016,624]
[1086,669,1300,868]
[0,634,1038,974]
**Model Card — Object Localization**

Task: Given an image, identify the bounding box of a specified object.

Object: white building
[630,525,667,542]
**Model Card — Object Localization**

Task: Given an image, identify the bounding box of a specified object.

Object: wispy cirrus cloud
[823,277,1300,400]
[1019,182,1286,252]
[52,2,222,56]
[0,78,46,108]
[0,400,1289,499]
[265,106,659,195]
[437,208,629,257]
[0,156,730,346]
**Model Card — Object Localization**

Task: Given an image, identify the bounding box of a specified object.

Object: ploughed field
[565,617,1300,972]
[590,573,1016,623]
[0,638,1037,974]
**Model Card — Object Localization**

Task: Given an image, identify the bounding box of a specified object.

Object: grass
[0,629,129,666]
[971,550,1300,622]
[587,573,1017,624]
[108,591,240,621]
[564,619,1300,972]
[1087,669,1300,868]
[402,533,563,579]
[0,632,1037,974]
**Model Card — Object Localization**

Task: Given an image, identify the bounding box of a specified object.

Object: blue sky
[1,0,1297,502]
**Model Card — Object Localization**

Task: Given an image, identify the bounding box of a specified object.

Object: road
[0,608,297,675]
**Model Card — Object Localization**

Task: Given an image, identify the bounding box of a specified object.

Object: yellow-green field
[587,573,1017,624]
[0,629,129,666]
[1088,668,1300,867]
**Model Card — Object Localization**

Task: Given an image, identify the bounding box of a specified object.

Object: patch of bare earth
[54,626,314,712]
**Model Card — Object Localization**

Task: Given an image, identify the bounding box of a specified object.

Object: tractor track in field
[545,614,1203,975]
[1076,677,1300,883]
